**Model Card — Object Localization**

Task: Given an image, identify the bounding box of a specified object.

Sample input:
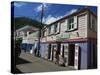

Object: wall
[27,31,39,44]
[78,42,88,69]
[41,12,88,42]
[22,31,39,44]
[87,13,97,39]
[40,43,48,58]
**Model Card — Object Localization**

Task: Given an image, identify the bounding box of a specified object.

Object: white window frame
[67,17,74,31]
[66,16,77,31]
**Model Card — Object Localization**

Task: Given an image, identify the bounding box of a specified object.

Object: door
[68,44,75,66]
[63,44,69,66]
[53,44,57,62]
[74,44,80,69]
[48,44,51,59]
[51,45,54,61]
[50,44,55,61]
[91,43,97,68]
[60,44,64,57]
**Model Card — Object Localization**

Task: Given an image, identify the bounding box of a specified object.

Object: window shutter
[65,19,68,31]
[95,19,97,32]
[74,16,78,29]
[44,29,46,36]
[47,27,49,35]
[47,27,50,35]
[57,23,60,33]
[51,25,54,34]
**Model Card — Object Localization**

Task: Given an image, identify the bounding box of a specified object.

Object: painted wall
[41,12,88,42]
[26,31,39,44]
[87,40,97,69]
[78,42,88,69]
[22,31,39,44]
[40,43,48,58]
[87,14,97,39]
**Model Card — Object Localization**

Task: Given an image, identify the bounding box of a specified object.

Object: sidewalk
[16,52,75,73]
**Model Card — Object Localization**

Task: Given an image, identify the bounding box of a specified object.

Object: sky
[11,1,97,24]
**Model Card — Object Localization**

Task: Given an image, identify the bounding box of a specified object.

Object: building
[15,25,39,53]
[40,8,97,69]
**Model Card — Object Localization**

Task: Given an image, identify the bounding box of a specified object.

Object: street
[16,52,75,73]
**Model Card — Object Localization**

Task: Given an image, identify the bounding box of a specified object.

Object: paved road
[16,52,75,73]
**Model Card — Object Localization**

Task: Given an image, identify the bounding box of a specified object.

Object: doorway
[68,44,75,66]
[91,43,97,68]
[48,44,51,59]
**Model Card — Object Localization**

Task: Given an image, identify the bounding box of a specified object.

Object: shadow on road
[16,57,31,65]
[14,68,22,74]
[15,57,31,74]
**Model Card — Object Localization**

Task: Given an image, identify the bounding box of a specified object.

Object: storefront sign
[56,34,70,41]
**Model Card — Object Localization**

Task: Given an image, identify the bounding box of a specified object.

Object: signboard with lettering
[56,33,70,41]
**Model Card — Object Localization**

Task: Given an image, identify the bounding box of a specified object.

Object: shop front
[40,32,97,70]
[40,41,80,69]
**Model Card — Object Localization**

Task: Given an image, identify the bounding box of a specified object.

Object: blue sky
[12,1,97,24]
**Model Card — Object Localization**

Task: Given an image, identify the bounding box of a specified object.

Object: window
[68,17,74,30]
[29,31,34,34]
[51,25,54,34]
[42,30,45,37]
[90,15,97,31]
[42,30,44,37]
[48,26,51,35]
[91,19,95,29]
[54,24,57,33]
[66,16,77,31]
[24,32,27,36]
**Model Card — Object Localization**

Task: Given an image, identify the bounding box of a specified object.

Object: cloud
[42,9,77,24]
[35,3,49,12]
[14,2,27,7]
[64,9,78,16]
[43,15,63,24]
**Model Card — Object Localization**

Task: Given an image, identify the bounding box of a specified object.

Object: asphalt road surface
[16,52,75,73]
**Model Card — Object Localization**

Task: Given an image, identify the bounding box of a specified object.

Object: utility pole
[37,3,44,57]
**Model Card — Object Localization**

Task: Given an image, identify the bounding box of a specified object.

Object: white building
[15,25,39,53]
